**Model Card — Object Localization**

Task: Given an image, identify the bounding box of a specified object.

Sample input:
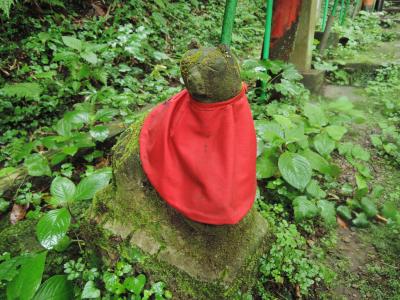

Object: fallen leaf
[336,216,349,229]
[91,3,106,16]
[10,204,28,224]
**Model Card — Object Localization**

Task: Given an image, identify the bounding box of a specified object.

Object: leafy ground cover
[0,1,399,299]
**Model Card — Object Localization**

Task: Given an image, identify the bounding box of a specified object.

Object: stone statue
[180,42,242,102]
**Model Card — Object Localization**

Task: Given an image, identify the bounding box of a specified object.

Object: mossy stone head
[180,44,242,103]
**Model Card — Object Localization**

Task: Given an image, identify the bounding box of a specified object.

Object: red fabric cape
[139,84,257,225]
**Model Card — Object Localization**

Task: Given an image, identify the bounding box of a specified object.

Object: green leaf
[278,152,311,190]
[95,108,118,122]
[50,177,76,205]
[327,98,354,112]
[293,196,318,222]
[355,173,368,198]
[81,51,98,64]
[124,274,146,295]
[62,36,83,51]
[256,153,277,179]
[36,208,71,250]
[33,275,73,300]
[370,134,382,148]
[326,125,347,141]
[382,202,399,221]
[351,145,370,161]
[1,82,42,99]
[318,200,337,227]
[313,132,335,157]
[63,146,79,156]
[90,125,109,142]
[353,212,369,227]
[0,166,16,177]
[306,180,327,199]
[82,280,101,299]
[7,252,47,300]
[337,205,352,220]
[360,197,378,218]
[54,118,72,137]
[75,168,112,201]
[303,103,327,127]
[24,154,51,177]
[300,149,332,175]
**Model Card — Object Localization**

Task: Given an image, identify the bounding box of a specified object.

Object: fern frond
[0,0,16,18]
[1,82,43,99]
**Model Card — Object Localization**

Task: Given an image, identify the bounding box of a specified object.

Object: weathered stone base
[301,69,325,94]
[89,117,271,299]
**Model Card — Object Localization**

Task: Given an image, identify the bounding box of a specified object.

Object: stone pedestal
[301,69,325,94]
[290,0,319,72]
[89,117,271,299]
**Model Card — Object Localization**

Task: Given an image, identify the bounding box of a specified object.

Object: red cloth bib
[139,84,256,225]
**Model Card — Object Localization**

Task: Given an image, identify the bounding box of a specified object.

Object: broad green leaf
[338,142,353,156]
[90,125,109,142]
[256,121,284,142]
[95,108,118,122]
[278,152,311,191]
[303,103,327,127]
[353,212,369,227]
[24,154,51,177]
[33,275,73,300]
[7,252,47,300]
[256,153,277,179]
[360,197,378,218]
[0,256,27,282]
[62,36,83,51]
[351,145,370,161]
[81,51,98,64]
[318,200,337,227]
[36,208,71,249]
[273,115,294,129]
[82,280,101,299]
[293,196,318,222]
[63,146,79,156]
[327,97,353,112]
[50,177,76,204]
[314,132,335,157]
[1,82,42,99]
[355,173,368,198]
[306,180,326,199]
[370,134,382,147]
[337,205,352,220]
[382,202,400,221]
[75,168,112,201]
[124,274,146,295]
[300,149,331,175]
[64,110,90,125]
[326,125,347,141]
[54,118,72,137]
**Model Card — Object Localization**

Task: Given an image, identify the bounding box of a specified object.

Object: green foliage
[64,258,172,299]
[259,221,333,295]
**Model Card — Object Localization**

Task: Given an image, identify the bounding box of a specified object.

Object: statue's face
[180,46,242,103]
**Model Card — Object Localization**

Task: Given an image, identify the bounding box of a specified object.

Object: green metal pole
[262,0,274,60]
[331,0,340,16]
[322,0,329,31]
[260,0,274,99]
[340,0,350,24]
[220,0,238,45]
[339,0,345,23]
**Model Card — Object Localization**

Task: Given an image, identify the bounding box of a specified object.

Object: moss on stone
[87,120,272,299]
[0,218,41,254]
[180,45,242,102]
